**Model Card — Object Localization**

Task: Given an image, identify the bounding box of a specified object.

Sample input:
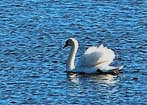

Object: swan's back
[77,44,115,67]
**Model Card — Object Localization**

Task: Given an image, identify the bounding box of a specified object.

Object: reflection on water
[67,73,80,84]
[67,73,118,85]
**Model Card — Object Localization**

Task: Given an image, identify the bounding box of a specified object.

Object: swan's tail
[98,65,124,75]
[118,65,124,70]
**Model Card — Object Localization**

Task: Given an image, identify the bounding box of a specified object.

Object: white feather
[77,44,115,67]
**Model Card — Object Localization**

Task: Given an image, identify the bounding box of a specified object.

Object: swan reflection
[67,73,119,85]
[67,73,80,84]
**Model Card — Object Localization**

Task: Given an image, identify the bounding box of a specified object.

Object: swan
[63,38,123,74]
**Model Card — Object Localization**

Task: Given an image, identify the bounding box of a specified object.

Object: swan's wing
[77,44,115,67]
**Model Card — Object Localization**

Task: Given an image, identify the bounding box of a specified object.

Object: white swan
[63,38,123,74]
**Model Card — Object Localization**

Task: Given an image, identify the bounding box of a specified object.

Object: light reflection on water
[67,73,118,85]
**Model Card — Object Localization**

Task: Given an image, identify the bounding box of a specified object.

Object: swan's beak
[63,40,69,48]
[63,44,68,48]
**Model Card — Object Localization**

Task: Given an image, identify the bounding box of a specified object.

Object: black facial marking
[66,40,69,45]
[63,40,69,48]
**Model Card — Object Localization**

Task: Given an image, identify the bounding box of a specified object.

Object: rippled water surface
[0,0,147,104]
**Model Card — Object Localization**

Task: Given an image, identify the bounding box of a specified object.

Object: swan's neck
[67,44,78,71]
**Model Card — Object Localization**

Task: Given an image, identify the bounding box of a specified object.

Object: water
[0,0,147,104]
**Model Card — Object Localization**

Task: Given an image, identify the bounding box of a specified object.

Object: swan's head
[63,38,78,48]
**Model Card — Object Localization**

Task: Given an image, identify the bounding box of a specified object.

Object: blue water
[0,0,147,104]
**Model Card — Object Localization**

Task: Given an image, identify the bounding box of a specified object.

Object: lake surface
[0,0,147,104]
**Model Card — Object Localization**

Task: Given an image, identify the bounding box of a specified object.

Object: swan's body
[63,38,123,74]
